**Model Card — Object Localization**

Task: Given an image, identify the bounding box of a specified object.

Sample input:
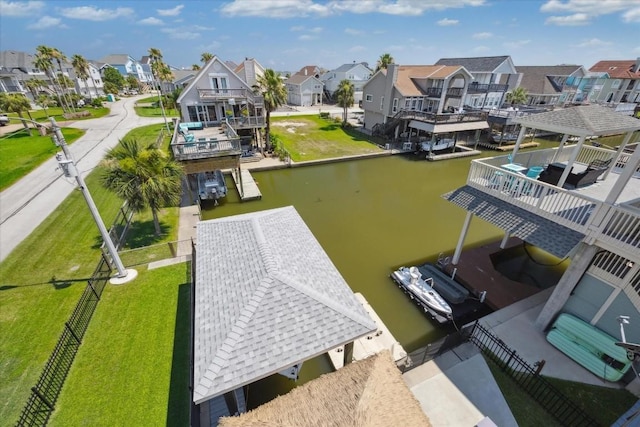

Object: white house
[74,61,104,99]
[285,73,323,106]
[321,62,373,103]
[99,54,150,84]
[233,58,265,88]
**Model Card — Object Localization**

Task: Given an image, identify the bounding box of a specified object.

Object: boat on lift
[197,170,227,201]
[391,266,453,321]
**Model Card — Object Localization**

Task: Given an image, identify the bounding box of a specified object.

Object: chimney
[304,68,307,76]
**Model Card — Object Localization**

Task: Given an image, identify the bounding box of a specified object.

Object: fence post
[65,322,82,345]
[503,348,516,372]
[30,386,54,410]
[168,242,176,258]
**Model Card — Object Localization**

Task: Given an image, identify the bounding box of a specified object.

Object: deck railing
[467,83,509,94]
[197,88,264,107]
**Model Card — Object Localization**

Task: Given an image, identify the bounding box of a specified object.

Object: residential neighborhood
[2,1,640,427]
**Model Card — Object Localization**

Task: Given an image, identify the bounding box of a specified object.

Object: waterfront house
[362,63,489,144]
[435,55,518,110]
[233,58,265,88]
[294,65,323,79]
[514,65,588,106]
[444,105,640,391]
[320,62,373,104]
[192,206,377,425]
[589,58,640,104]
[284,73,323,106]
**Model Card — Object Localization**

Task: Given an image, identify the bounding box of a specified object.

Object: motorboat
[419,137,455,152]
[391,266,453,320]
[197,170,227,201]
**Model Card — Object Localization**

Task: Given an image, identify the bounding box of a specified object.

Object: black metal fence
[468,322,601,427]
[16,255,112,426]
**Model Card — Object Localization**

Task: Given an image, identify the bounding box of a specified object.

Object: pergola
[511,105,640,194]
[193,206,377,425]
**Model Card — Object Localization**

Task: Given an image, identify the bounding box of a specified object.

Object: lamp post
[7,116,137,283]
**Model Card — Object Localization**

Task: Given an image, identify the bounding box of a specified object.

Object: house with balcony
[233,58,265,88]
[99,54,150,84]
[435,56,518,110]
[320,62,373,104]
[515,65,588,106]
[444,105,640,389]
[284,73,323,106]
[74,61,104,99]
[362,63,489,144]
[589,58,640,105]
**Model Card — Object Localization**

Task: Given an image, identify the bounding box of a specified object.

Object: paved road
[0,96,165,261]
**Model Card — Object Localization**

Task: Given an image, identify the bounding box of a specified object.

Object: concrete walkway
[0,95,165,261]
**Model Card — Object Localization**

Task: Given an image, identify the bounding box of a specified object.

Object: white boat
[419,137,455,152]
[197,170,227,201]
[391,266,453,320]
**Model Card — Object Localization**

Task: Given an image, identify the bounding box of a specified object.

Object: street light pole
[48,117,135,281]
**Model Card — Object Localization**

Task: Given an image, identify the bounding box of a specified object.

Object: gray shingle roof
[435,56,510,72]
[515,65,583,95]
[514,105,640,137]
[194,206,376,404]
[443,186,584,259]
[99,54,133,65]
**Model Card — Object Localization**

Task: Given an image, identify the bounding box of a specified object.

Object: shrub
[319,112,330,119]
[91,98,104,108]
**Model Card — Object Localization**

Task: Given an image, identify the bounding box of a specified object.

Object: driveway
[0,96,166,261]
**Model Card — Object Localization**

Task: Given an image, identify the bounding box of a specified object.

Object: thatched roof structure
[218,351,431,427]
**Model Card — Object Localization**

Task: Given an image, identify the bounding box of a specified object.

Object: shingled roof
[390,65,468,97]
[514,105,640,137]
[589,60,640,80]
[436,56,510,72]
[193,206,377,405]
[516,65,583,95]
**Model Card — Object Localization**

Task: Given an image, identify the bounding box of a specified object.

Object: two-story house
[435,56,518,110]
[444,105,640,390]
[284,73,323,106]
[515,65,588,106]
[321,62,373,104]
[99,54,150,84]
[589,58,640,104]
[233,58,265,88]
[75,61,104,99]
[362,63,490,143]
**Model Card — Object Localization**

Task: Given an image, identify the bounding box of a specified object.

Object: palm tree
[200,52,214,64]
[23,78,45,100]
[34,47,65,111]
[50,47,75,112]
[101,138,183,236]
[148,47,170,131]
[335,79,355,125]
[0,93,33,135]
[505,87,528,106]
[36,94,53,117]
[375,53,394,73]
[253,68,287,151]
[71,54,91,99]
[191,64,201,71]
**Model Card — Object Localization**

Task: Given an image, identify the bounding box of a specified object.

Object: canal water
[200,147,563,408]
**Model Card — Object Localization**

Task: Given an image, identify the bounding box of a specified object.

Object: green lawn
[6,106,110,123]
[271,115,385,161]
[0,124,179,425]
[48,263,191,427]
[486,356,637,426]
[0,127,85,191]
[134,100,179,118]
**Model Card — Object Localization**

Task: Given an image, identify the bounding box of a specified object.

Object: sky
[1,0,639,73]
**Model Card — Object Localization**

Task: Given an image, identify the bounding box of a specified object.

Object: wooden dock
[328,293,408,370]
[231,168,262,201]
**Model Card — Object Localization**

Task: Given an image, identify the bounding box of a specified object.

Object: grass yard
[134,99,179,118]
[271,115,384,161]
[0,124,179,425]
[48,263,191,427]
[6,106,110,123]
[0,127,85,191]
[486,356,637,426]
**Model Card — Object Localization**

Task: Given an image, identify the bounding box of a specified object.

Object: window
[392,98,398,113]
[380,96,384,110]
[612,79,621,89]
[365,94,373,102]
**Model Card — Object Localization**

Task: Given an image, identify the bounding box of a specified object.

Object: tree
[201,52,214,64]
[505,87,528,106]
[375,53,394,73]
[36,94,54,117]
[253,68,287,151]
[335,80,355,125]
[34,46,66,112]
[148,47,170,131]
[50,47,76,112]
[103,67,125,92]
[100,138,183,236]
[24,78,46,100]
[126,74,140,91]
[0,93,33,135]
[191,64,201,71]
[71,54,91,98]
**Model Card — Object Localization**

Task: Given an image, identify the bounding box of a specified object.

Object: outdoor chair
[539,163,570,186]
[564,166,607,188]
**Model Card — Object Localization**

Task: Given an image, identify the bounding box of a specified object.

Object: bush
[91,98,104,108]
[319,112,330,119]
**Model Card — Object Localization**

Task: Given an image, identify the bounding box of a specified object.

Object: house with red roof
[589,58,640,104]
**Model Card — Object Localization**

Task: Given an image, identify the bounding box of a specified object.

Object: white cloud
[575,38,612,48]
[157,4,184,16]
[138,17,164,25]
[309,26,323,33]
[27,15,66,29]
[299,34,317,41]
[437,18,459,26]
[472,32,492,39]
[623,7,640,22]
[193,25,215,31]
[345,28,364,35]
[0,0,44,16]
[161,28,200,40]
[503,39,531,49]
[349,45,367,52]
[60,6,134,21]
[220,0,486,18]
[545,13,590,25]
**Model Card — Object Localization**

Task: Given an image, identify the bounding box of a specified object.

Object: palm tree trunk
[152,208,161,236]
[17,112,32,136]
[56,60,76,113]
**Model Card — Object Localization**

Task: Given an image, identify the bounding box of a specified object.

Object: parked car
[0,114,9,126]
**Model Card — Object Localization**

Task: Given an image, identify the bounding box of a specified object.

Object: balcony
[398,109,488,124]
[171,121,242,162]
[225,116,265,129]
[467,83,509,94]
[197,88,264,108]
[462,145,640,260]
[424,87,464,98]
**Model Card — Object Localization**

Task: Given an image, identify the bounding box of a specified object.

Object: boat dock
[231,168,262,201]
[328,293,408,370]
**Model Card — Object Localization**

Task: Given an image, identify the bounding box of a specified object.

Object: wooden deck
[231,168,262,201]
[442,237,554,310]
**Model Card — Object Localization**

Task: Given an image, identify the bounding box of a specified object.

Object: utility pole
[49,117,136,283]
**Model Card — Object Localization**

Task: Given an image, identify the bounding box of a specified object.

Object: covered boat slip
[546,313,632,382]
